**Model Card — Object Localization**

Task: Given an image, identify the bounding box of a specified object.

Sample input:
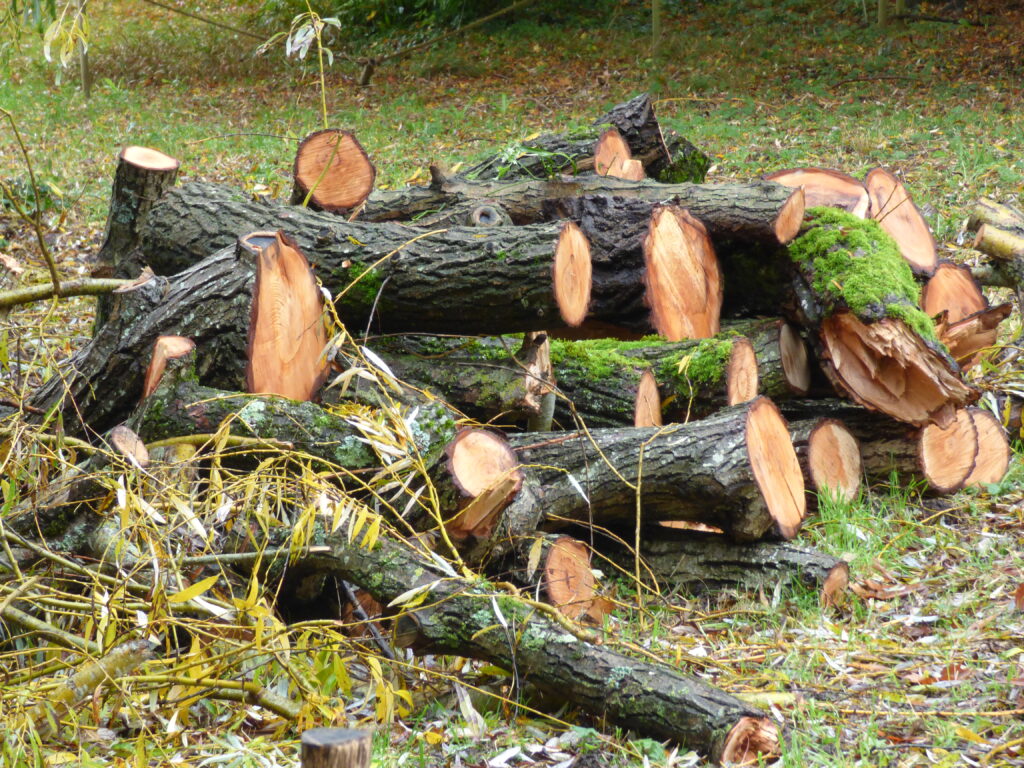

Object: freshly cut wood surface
[807,419,862,502]
[918,408,979,493]
[765,167,869,218]
[595,128,645,180]
[141,335,195,401]
[644,206,721,340]
[780,322,812,395]
[819,312,975,427]
[292,129,376,212]
[745,397,806,540]
[245,231,329,401]
[122,145,180,172]
[542,536,596,620]
[920,262,987,323]
[634,369,662,427]
[107,424,150,469]
[553,221,593,327]
[865,167,937,275]
[935,302,1012,370]
[441,429,525,543]
[964,408,1010,487]
[726,338,758,405]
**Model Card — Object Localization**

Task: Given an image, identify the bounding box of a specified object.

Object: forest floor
[1,0,1023,766]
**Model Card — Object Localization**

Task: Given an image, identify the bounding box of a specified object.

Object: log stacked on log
[23,94,1021,764]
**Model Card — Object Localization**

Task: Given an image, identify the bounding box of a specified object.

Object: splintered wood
[245,231,329,401]
[443,429,523,540]
[594,128,645,181]
[142,336,195,401]
[644,206,721,340]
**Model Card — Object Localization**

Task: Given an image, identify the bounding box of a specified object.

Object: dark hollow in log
[300,728,372,768]
[865,167,937,276]
[503,397,806,541]
[93,145,180,330]
[788,209,975,427]
[300,532,781,761]
[406,200,513,229]
[244,231,329,401]
[764,167,869,218]
[291,129,376,213]
[963,407,1010,487]
[605,529,849,605]
[789,418,862,503]
[139,183,594,336]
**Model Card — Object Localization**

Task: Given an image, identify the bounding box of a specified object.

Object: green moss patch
[788,207,936,340]
[658,338,734,397]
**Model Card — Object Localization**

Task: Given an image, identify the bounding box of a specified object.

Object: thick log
[788,208,974,427]
[139,183,594,335]
[765,168,869,218]
[974,223,1024,262]
[299,533,780,762]
[865,167,937,276]
[461,93,708,183]
[605,529,849,603]
[968,197,1024,236]
[93,145,180,329]
[788,418,862,503]
[498,397,806,541]
[290,129,376,213]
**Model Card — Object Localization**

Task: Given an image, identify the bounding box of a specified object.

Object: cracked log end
[543,536,596,620]
[773,186,806,244]
[444,429,523,539]
[765,167,869,218]
[245,231,329,402]
[553,221,593,327]
[964,408,1010,487]
[918,408,979,493]
[720,715,781,765]
[865,167,937,276]
[808,419,862,503]
[121,145,180,173]
[594,128,645,181]
[106,425,150,469]
[921,262,987,323]
[634,368,663,427]
[726,337,759,406]
[745,397,806,540]
[820,311,975,427]
[781,322,812,395]
[293,129,376,213]
[141,336,195,402]
[936,303,1012,371]
[644,206,722,341]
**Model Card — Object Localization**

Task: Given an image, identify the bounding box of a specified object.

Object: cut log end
[553,221,593,327]
[245,231,329,402]
[964,408,1010,487]
[300,727,372,768]
[121,145,180,172]
[720,716,782,766]
[780,322,811,395]
[745,397,806,539]
[726,337,758,406]
[865,167,937,276]
[808,419,862,503]
[644,206,722,341]
[765,167,869,218]
[594,128,645,181]
[107,425,150,469]
[820,312,975,427]
[445,429,522,498]
[920,262,987,323]
[543,536,596,620]
[773,186,806,244]
[634,368,663,427]
[918,408,979,493]
[293,129,376,213]
[141,335,196,402]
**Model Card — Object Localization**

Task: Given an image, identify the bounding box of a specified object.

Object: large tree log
[298,533,781,762]
[93,146,180,329]
[290,129,376,213]
[787,208,975,427]
[462,93,709,183]
[137,183,596,335]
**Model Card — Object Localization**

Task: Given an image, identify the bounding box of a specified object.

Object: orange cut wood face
[935,303,1011,370]
[543,536,595,620]
[142,335,195,402]
[245,231,329,401]
[594,128,645,180]
[633,369,663,427]
[807,419,861,503]
[726,338,758,405]
[553,221,593,327]
[294,129,376,212]
[920,262,987,324]
[918,408,978,493]
[744,397,806,540]
[780,323,811,395]
[865,167,937,275]
[765,167,869,218]
[643,206,722,341]
[963,408,1010,487]
[121,145,180,172]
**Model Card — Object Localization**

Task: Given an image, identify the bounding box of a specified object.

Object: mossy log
[297,533,781,762]
[496,397,806,542]
[461,93,708,183]
[139,183,592,335]
[604,529,848,603]
[93,146,180,330]
[787,208,975,427]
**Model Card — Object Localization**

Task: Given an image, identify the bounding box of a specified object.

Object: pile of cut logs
[14,94,1021,764]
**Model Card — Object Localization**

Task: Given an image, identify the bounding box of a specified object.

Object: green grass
[2,0,1024,765]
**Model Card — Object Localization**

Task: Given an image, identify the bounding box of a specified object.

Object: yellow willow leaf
[386,581,434,609]
[167,574,220,604]
[953,726,988,745]
[526,536,545,580]
[360,514,381,549]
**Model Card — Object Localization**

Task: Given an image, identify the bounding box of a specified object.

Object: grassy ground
[2,0,1024,765]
